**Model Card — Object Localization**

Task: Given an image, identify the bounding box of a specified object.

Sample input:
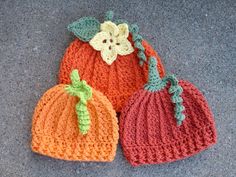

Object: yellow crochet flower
[89,21,134,65]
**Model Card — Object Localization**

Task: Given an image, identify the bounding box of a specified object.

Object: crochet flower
[89,21,134,65]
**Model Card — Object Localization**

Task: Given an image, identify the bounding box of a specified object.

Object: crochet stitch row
[31,10,217,166]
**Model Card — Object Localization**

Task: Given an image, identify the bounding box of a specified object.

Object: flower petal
[101,21,119,36]
[101,47,117,65]
[89,31,110,51]
[117,23,129,38]
[115,39,134,55]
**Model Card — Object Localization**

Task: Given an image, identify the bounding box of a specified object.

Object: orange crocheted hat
[31,70,118,162]
[59,11,165,112]
[120,58,217,166]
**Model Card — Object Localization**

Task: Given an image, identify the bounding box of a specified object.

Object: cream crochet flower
[89,21,134,65]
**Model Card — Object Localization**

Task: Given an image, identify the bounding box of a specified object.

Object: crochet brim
[121,125,217,166]
[31,140,117,162]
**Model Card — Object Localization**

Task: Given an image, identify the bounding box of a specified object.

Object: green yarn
[68,17,100,42]
[113,15,146,66]
[129,24,146,65]
[144,57,166,91]
[114,19,129,25]
[144,57,186,125]
[68,10,147,65]
[164,74,185,125]
[65,69,92,134]
[104,10,114,21]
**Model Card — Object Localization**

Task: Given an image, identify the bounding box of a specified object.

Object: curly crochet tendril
[129,24,146,65]
[67,10,148,65]
[105,11,146,66]
[65,70,92,134]
[144,57,185,125]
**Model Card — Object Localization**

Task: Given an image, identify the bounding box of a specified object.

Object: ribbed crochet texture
[120,81,217,166]
[144,57,185,125]
[59,38,165,112]
[31,84,118,161]
[119,58,217,166]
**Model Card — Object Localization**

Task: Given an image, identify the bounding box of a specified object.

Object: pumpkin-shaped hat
[59,11,165,112]
[119,57,217,166]
[31,70,118,162]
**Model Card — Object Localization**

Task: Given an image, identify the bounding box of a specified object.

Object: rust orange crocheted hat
[120,57,217,166]
[59,11,165,112]
[31,70,118,162]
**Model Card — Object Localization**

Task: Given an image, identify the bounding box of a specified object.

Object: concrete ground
[0,0,235,177]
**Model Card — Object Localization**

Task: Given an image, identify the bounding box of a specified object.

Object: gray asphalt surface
[0,0,235,177]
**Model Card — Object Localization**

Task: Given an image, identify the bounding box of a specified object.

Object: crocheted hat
[119,57,217,166]
[31,70,118,162]
[58,11,165,112]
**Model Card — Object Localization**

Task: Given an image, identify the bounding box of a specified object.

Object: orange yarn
[31,84,118,161]
[59,37,165,112]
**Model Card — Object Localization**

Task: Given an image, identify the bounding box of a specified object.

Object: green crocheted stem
[65,70,92,134]
[144,57,166,91]
[104,10,114,21]
[144,57,186,125]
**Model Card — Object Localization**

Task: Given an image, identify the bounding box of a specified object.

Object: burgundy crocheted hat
[119,57,217,166]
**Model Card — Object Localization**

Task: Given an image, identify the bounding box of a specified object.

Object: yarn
[144,57,185,125]
[89,21,134,64]
[68,11,147,65]
[104,10,114,21]
[60,11,166,111]
[65,70,92,134]
[129,24,146,65]
[120,58,217,166]
[67,17,100,42]
[31,72,118,161]
[114,21,146,66]
[59,39,165,112]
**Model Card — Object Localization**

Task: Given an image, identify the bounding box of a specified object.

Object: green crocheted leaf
[68,17,100,42]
